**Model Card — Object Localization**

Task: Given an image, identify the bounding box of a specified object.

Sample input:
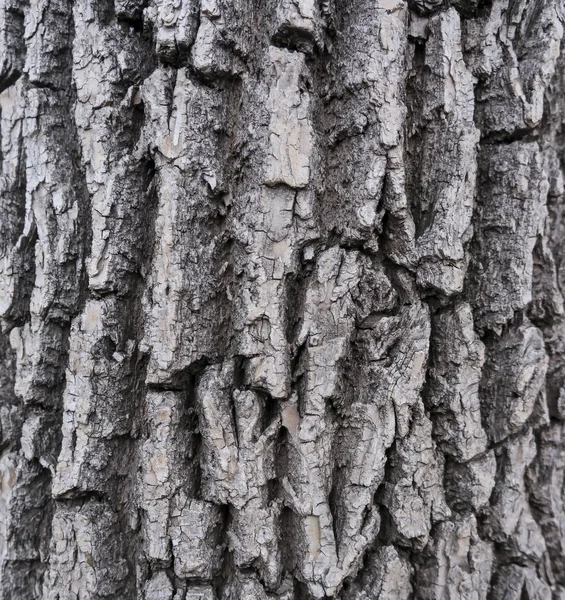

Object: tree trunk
[1,0,565,598]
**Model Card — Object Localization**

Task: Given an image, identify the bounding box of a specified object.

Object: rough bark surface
[1,0,565,598]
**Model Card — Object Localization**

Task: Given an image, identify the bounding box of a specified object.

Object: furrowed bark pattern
[0,0,564,598]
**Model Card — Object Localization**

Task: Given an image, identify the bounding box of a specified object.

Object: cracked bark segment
[264,46,313,189]
[345,545,412,600]
[141,69,230,385]
[531,235,565,335]
[20,410,59,468]
[146,0,199,64]
[426,302,487,461]
[0,335,19,450]
[482,428,546,562]
[86,155,155,294]
[197,363,282,587]
[272,0,325,53]
[197,363,279,506]
[331,290,425,580]
[0,452,51,598]
[463,0,564,135]
[415,515,493,600]
[529,421,565,584]
[233,46,318,399]
[144,571,174,600]
[23,0,72,89]
[190,0,249,77]
[331,399,393,581]
[408,0,444,16]
[480,319,548,444]
[535,147,565,422]
[72,0,144,112]
[229,499,282,589]
[0,0,26,91]
[355,300,430,439]
[543,328,565,420]
[407,8,480,296]
[233,190,318,401]
[9,84,85,407]
[380,403,451,549]
[233,74,320,397]
[469,142,548,332]
[169,493,223,579]
[228,394,281,586]
[0,38,25,256]
[114,0,146,21]
[283,256,412,594]
[197,361,241,503]
[72,0,154,294]
[8,320,67,409]
[382,147,417,267]
[490,564,552,600]
[223,571,269,600]
[323,0,408,246]
[234,185,299,400]
[1,1,80,595]
[0,78,29,326]
[140,390,197,564]
[185,586,216,600]
[283,247,362,597]
[53,299,137,497]
[42,501,134,599]
[445,451,496,512]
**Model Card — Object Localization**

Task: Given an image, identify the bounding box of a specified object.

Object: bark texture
[1,0,565,598]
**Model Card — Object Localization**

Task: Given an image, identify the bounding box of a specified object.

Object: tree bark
[1,0,565,598]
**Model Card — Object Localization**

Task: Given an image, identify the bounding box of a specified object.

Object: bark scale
[0,0,565,598]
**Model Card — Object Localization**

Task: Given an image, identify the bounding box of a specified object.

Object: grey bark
[0,0,565,598]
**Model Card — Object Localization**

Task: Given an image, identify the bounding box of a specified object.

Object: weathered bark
[1,0,565,598]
